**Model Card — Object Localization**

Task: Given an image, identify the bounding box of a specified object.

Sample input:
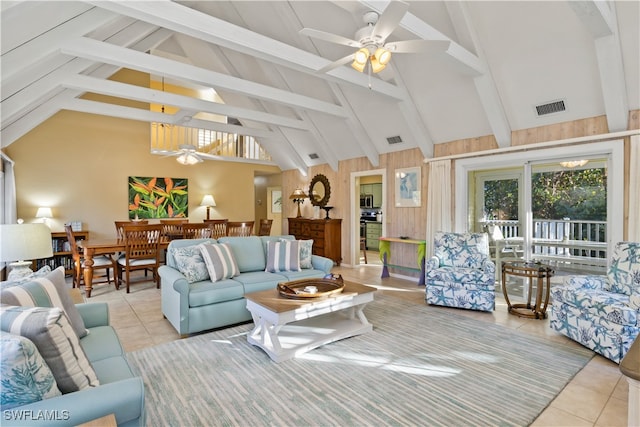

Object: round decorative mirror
[308,174,331,208]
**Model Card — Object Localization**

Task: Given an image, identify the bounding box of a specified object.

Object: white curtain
[426,159,452,258]
[629,135,640,241]
[1,153,17,224]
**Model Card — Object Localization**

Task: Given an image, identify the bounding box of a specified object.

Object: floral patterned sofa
[425,232,496,312]
[550,241,640,363]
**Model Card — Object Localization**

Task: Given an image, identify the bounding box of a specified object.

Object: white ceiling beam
[62,74,310,131]
[61,98,276,139]
[86,0,406,100]
[60,37,349,119]
[1,7,117,82]
[172,32,311,174]
[445,1,511,148]
[570,1,628,132]
[1,27,174,147]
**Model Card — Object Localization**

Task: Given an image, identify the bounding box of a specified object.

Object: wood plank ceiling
[2,1,638,173]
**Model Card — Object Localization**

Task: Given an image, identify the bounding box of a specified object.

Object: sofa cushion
[172,244,210,283]
[79,325,124,363]
[199,243,240,282]
[426,266,494,285]
[265,240,301,272]
[218,236,266,272]
[0,331,61,410]
[232,271,287,294]
[188,279,245,307]
[1,266,88,338]
[0,305,99,394]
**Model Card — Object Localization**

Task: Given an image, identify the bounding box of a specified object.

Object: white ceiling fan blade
[317,54,356,74]
[373,0,409,42]
[385,39,450,54]
[299,28,361,47]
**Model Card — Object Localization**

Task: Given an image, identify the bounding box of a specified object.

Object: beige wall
[4,109,279,239]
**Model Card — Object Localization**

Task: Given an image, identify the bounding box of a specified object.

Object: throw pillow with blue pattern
[172,245,210,283]
[0,331,61,410]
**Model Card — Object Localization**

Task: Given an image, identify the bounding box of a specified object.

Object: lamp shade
[35,207,53,218]
[289,189,307,199]
[200,195,216,207]
[0,223,53,262]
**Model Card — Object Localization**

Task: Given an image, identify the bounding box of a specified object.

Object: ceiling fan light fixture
[374,47,391,65]
[354,48,369,65]
[370,55,386,73]
[351,58,366,72]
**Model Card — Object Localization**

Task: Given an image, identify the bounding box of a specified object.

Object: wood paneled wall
[282,111,639,267]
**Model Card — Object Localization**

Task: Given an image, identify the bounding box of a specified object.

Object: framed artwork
[395,167,421,207]
[128,176,188,219]
[271,190,282,213]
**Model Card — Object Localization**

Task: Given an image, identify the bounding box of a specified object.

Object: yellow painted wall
[4,109,279,239]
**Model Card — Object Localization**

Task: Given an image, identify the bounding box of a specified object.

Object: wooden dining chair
[65,224,118,290]
[114,220,148,240]
[227,221,255,237]
[183,223,213,239]
[160,219,188,241]
[257,219,273,236]
[117,223,162,293]
[203,219,228,239]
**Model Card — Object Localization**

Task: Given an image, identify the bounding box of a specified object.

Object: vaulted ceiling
[2,1,638,173]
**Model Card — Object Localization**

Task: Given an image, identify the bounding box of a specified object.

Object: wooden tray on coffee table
[277,275,345,299]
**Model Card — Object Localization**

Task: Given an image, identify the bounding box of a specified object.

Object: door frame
[350,169,387,266]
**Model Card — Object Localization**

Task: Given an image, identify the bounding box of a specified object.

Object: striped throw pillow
[1,266,88,338]
[265,241,301,272]
[0,305,99,394]
[199,243,240,282]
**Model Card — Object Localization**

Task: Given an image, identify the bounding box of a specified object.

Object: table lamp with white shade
[200,194,216,220]
[0,222,53,280]
[36,207,53,226]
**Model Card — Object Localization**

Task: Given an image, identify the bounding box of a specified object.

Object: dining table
[78,238,169,298]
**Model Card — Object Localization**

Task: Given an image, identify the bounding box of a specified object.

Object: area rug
[126,294,593,426]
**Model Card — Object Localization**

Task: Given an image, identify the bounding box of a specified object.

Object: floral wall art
[128,176,188,219]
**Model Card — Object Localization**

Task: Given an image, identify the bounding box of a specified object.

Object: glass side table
[501,260,554,319]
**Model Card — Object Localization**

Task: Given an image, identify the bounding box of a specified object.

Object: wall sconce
[35,207,53,227]
[0,223,53,280]
[289,188,308,218]
[200,194,216,220]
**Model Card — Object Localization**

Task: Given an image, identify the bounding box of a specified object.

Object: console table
[288,217,342,264]
[379,237,426,285]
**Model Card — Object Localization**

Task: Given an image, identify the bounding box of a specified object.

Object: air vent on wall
[386,135,403,145]
[535,99,566,116]
[308,153,319,160]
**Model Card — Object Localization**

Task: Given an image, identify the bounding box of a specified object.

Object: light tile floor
[80,259,629,427]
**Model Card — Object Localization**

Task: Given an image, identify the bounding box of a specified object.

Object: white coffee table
[245,281,375,362]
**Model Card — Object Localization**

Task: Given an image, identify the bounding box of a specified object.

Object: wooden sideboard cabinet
[288,218,342,264]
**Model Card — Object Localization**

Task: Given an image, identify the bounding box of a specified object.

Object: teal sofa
[1,302,145,426]
[159,235,334,336]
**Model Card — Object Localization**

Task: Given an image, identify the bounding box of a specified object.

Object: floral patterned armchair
[425,232,496,312]
[550,242,640,363]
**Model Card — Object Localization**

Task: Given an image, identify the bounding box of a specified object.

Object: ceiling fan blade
[317,54,356,74]
[373,0,409,42]
[385,39,450,54]
[299,28,361,47]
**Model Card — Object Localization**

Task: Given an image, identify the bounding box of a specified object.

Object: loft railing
[150,122,272,162]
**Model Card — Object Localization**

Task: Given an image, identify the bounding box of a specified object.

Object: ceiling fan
[300,1,449,74]
[169,144,204,165]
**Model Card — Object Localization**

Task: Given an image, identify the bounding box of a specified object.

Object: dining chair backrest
[258,219,273,236]
[115,220,148,240]
[204,219,228,239]
[160,219,188,241]
[227,221,255,237]
[183,223,213,239]
[64,224,82,287]
[121,223,162,261]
